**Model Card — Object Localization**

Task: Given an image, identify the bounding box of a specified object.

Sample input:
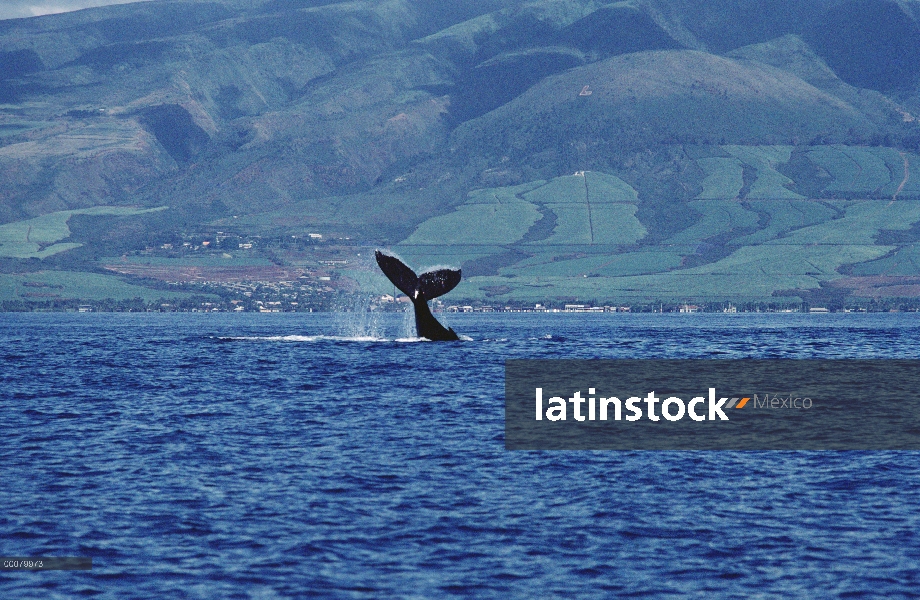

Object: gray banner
[1,557,92,570]
[505,360,920,450]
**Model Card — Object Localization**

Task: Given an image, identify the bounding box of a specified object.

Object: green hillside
[452,50,878,159]
[3,0,920,305]
[0,207,166,258]
[393,163,920,303]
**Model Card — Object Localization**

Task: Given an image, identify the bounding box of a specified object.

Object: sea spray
[401,302,415,339]
[334,295,384,339]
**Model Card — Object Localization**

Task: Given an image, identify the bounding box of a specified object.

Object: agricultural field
[665,200,759,244]
[0,206,167,259]
[465,181,548,203]
[523,173,645,245]
[806,146,891,195]
[682,243,887,278]
[451,196,920,302]
[538,204,594,244]
[399,194,540,245]
[851,244,920,277]
[455,271,820,302]
[767,201,920,245]
[695,157,744,199]
[460,243,886,302]
[729,200,837,245]
[880,150,920,198]
[686,146,920,202]
[501,249,683,277]
[588,204,647,244]
[522,175,587,205]
[0,271,194,302]
[398,171,644,265]
[723,145,804,199]
[391,166,920,303]
[791,147,920,199]
[584,171,641,203]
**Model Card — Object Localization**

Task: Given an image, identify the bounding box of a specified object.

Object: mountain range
[3,0,920,306]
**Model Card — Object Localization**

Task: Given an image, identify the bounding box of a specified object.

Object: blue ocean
[3,312,920,598]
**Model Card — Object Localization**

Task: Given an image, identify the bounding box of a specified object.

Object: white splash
[217,335,428,343]
[334,295,385,339]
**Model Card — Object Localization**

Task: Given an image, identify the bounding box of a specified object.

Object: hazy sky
[0,0,152,20]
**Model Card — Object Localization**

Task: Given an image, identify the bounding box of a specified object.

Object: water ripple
[2,313,920,598]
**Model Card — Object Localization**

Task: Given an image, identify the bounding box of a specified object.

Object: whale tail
[375,250,461,341]
[375,251,461,300]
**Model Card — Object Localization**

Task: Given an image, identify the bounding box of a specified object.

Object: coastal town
[4,227,917,313]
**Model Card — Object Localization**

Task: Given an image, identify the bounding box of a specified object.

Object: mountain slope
[3,0,920,306]
[453,49,879,159]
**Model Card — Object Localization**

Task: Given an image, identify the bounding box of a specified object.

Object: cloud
[0,0,152,21]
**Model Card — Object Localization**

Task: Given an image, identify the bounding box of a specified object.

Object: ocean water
[2,312,920,598]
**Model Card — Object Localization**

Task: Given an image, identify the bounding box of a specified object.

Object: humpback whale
[375,250,461,341]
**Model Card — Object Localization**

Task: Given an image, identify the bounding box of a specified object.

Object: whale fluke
[418,267,462,300]
[375,250,461,341]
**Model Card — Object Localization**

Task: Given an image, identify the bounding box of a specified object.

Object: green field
[695,157,744,199]
[767,201,920,245]
[539,204,592,244]
[501,249,683,277]
[465,181,547,203]
[843,147,891,193]
[724,145,804,199]
[459,242,885,302]
[683,243,887,277]
[730,200,837,245]
[589,204,647,244]
[0,206,168,259]
[527,203,647,245]
[0,271,196,302]
[387,169,920,302]
[451,197,912,302]
[666,200,759,244]
[851,243,920,276]
[584,171,639,203]
[400,195,540,245]
[806,146,891,195]
[456,271,823,302]
[398,171,644,269]
[879,151,920,198]
[522,174,586,204]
